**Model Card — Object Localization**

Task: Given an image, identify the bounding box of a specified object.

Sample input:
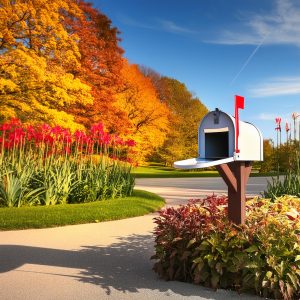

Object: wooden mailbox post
[216,161,252,224]
[174,96,263,225]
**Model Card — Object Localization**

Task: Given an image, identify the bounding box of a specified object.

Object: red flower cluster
[0,119,136,163]
[275,117,282,131]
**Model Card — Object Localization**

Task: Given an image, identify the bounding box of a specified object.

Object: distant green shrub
[0,119,135,207]
[264,146,299,200]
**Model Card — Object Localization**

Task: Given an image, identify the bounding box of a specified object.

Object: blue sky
[92,0,300,142]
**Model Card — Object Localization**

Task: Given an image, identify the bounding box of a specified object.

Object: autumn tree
[0,0,92,129]
[116,60,170,162]
[63,1,129,133]
[255,139,274,172]
[0,0,209,165]
[141,67,208,165]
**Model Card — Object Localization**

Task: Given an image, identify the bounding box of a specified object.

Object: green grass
[132,164,277,178]
[132,165,219,178]
[0,190,165,231]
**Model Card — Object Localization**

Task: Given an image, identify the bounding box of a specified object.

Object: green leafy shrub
[0,154,134,207]
[152,195,300,299]
[0,119,135,207]
[264,147,299,200]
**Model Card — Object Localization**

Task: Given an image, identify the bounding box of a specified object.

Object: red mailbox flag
[235,95,245,153]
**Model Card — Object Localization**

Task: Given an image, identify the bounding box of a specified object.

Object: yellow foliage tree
[140,70,209,165]
[116,60,170,162]
[0,0,92,129]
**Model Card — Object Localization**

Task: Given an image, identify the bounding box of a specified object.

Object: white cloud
[257,113,277,121]
[117,14,196,36]
[249,76,300,97]
[159,20,196,34]
[256,113,292,124]
[211,0,300,47]
[117,15,156,30]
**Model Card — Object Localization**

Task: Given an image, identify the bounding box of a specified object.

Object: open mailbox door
[174,157,234,169]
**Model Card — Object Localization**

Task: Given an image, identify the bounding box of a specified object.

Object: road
[0,177,268,300]
[136,176,270,206]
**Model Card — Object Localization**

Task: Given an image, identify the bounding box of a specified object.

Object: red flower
[275,117,282,124]
[74,130,86,141]
[90,123,104,138]
[285,122,290,132]
[102,132,111,145]
[0,123,11,131]
[41,123,51,132]
[126,139,136,147]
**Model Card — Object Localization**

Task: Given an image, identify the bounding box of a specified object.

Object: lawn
[131,164,219,178]
[0,190,165,231]
[131,164,276,178]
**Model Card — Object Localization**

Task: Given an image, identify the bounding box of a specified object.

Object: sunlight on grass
[132,164,219,178]
[132,164,277,178]
[0,190,165,231]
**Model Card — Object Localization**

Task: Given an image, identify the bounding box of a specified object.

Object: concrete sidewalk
[0,178,265,300]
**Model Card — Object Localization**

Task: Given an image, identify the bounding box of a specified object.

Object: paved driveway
[0,177,267,300]
[136,176,270,206]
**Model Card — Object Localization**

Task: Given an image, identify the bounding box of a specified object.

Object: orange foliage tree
[0,0,207,166]
[141,67,208,165]
[116,60,170,162]
[63,1,129,133]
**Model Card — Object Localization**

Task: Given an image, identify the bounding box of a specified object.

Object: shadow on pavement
[0,234,257,299]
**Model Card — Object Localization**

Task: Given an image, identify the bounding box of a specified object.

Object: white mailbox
[174,108,263,169]
[174,96,263,225]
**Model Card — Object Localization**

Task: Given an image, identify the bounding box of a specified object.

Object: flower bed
[0,119,135,207]
[152,195,300,299]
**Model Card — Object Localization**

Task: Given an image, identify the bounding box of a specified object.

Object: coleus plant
[152,195,300,300]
